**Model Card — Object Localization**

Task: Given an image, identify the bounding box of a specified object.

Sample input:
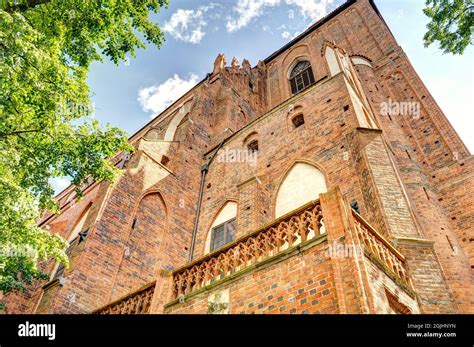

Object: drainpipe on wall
[188,139,226,262]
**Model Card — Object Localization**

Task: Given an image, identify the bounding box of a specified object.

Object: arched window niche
[113,191,167,293]
[48,202,93,283]
[288,60,315,95]
[275,162,327,218]
[274,162,327,238]
[350,55,373,68]
[205,201,237,253]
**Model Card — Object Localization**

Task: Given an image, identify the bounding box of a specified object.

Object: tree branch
[3,0,51,13]
[0,129,43,138]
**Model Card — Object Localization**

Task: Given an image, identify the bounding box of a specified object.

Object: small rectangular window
[160,155,170,166]
[210,218,236,251]
[247,140,259,153]
[292,114,305,128]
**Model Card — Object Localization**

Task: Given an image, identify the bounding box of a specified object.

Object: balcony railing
[352,211,413,290]
[172,200,324,299]
[93,281,155,314]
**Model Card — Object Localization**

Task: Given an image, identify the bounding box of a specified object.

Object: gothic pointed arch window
[49,203,93,283]
[289,61,315,95]
[275,162,327,218]
[205,201,237,253]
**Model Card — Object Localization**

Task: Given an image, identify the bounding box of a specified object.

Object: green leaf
[423,0,474,54]
[0,0,168,309]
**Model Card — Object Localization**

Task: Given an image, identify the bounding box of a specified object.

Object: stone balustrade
[352,211,413,289]
[172,200,325,299]
[93,281,155,314]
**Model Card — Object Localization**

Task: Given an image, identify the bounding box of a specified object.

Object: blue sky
[51,0,474,192]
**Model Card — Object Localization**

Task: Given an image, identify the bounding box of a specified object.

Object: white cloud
[163,8,208,44]
[138,74,200,116]
[163,4,222,44]
[286,0,334,22]
[226,0,281,32]
[281,30,301,40]
[226,0,333,32]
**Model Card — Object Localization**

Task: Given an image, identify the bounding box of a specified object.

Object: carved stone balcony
[171,200,325,299]
[93,281,155,314]
[352,210,413,291]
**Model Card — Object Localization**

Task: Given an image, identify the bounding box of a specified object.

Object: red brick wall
[4,182,106,313]
[111,192,167,299]
[191,74,369,260]
[165,240,339,314]
[364,259,419,314]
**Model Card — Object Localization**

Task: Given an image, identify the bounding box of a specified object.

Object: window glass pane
[211,224,225,250]
[307,67,315,84]
[225,219,236,243]
[302,71,310,87]
[296,75,304,92]
[290,78,297,94]
[289,61,315,95]
[210,219,236,251]
[289,61,311,78]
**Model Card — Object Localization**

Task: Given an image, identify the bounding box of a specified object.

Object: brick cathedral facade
[5,0,473,314]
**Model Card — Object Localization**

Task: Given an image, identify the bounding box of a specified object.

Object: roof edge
[263,0,357,64]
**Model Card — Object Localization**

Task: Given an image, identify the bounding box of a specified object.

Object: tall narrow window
[51,229,89,281]
[289,61,315,95]
[210,218,236,251]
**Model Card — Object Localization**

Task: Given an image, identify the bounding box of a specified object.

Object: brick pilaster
[320,187,375,313]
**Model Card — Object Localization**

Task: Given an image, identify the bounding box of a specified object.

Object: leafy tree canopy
[0,0,168,309]
[424,0,474,54]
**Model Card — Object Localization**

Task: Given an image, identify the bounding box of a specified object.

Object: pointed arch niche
[68,202,93,242]
[46,202,93,283]
[275,162,327,218]
[204,201,238,254]
[163,98,193,141]
[112,191,167,297]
